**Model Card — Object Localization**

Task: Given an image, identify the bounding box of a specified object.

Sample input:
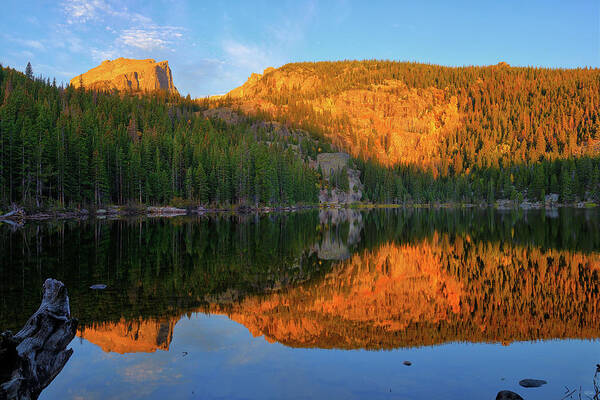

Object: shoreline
[0,200,597,225]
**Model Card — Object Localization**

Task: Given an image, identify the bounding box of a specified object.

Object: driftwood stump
[0,206,25,228]
[0,279,78,400]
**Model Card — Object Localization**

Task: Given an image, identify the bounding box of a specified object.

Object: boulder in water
[90,284,107,290]
[519,378,547,388]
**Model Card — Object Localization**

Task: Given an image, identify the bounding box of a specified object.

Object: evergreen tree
[25,62,33,79]
[560,166,573,203]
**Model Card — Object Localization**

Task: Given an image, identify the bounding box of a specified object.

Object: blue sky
[1,0,598,97]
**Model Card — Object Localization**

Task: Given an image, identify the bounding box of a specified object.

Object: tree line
[356,155,600,204]
[1,62,598,210]
[0,64,318,209]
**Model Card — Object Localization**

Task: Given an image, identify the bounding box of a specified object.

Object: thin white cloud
[62,0,170,29]
[62,0,112,24]
[64,35,85,54]
[36,63,76,78]
[62,0,149,24]
[3,34,45,51]
[119,27,184,51]
[266,1,316,47]
[22,40,44,50]
[61,0,185,54]
[20,50,35,59]
[222,40,275,73]
[90,47,119,61]
[220,2,316,81]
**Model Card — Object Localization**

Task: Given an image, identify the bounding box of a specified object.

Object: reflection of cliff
[78,317,176,354]
[314,209,363,260]
[211,235,600,349]
[75,236,600,353]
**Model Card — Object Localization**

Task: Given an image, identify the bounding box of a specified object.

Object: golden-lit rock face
[223,66,460,169]
[70,58,178,94]
[211,237,600,349]
[78,317,176,354]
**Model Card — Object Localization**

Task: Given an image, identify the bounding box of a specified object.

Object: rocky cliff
[220,63,460,169]
[315,153,363,203]
[70,58,178,94]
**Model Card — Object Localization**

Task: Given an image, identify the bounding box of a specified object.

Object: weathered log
[0,206,25,229]
[0,279,78,400]
[0,210,18,219]
[0,219,24,229]
[0,206,25,220]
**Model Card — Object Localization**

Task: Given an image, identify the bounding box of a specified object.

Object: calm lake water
[1,208,599,399]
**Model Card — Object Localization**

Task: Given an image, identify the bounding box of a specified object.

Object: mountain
[70,58,179,94]
[217,61,600,174]
[0,60,598,209]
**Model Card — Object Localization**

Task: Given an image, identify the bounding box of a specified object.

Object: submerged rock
[90,284,107,290]
[519,378,547,388]
[496,390,524,400]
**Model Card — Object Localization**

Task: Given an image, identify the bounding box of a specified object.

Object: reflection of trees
[213,234,600,349]
[0,213,329,331]
[360,208,600,254]
[1,208,599,351]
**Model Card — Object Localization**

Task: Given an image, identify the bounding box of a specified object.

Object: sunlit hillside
[215,61,600,175]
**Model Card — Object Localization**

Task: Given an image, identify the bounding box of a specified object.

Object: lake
[1,208,599,399]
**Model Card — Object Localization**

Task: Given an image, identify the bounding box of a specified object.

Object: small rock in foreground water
[496,390,524,400]
[402,361,412,366]
[519,378,547,388]
[90,284,107,290]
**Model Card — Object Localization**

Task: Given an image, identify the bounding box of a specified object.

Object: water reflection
[79,318,175,354]
[1,208,600,398]
[213,234,600,349]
